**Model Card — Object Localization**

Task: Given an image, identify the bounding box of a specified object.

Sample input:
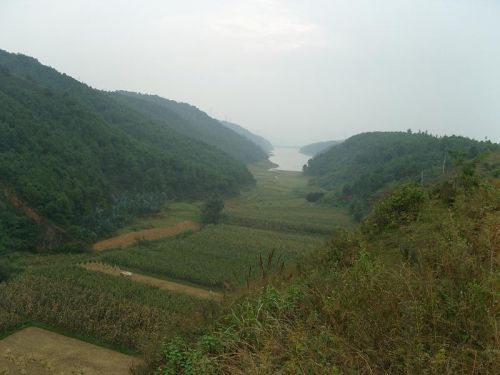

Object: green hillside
[0,50,254,252]
[220,120,273,154]
[113,92,268,163]
[304,131,498,220]
[299,140,342,156]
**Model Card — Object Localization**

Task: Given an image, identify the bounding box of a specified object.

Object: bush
[363,183,427,235]
[305,191,324,202]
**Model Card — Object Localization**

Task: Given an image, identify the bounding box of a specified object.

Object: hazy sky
[1,0,499,145]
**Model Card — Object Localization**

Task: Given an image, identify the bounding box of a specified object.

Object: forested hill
[304,131,498,220]
[112,92,268,163]
[220,120,273,154]
[300,140,342,156]
[0,50,254,252]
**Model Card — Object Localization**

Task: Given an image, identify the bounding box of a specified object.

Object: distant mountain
[304,131,498,220]
[220,120,273,154]
[300,140,343,156]
[0,49,254,252]
[113,92,268,163]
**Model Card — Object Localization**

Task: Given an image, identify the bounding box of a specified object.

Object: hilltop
[220,120,273,154]
[299,140,342,156]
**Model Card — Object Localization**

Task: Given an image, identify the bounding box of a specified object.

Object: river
[269,146,311,172]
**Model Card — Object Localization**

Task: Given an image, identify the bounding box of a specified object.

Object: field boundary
[81,262,224,301]
[92,220,200,251]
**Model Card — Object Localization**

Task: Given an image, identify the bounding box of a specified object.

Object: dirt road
[81,262,223,301]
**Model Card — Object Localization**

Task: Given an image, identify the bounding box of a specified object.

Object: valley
[0,163,350,374]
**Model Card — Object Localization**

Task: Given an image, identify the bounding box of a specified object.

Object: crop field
[0,167,349,364]
[95,224,325,289]
[0,327,139,374]
[0,262,215,352]
[224,164,353,233]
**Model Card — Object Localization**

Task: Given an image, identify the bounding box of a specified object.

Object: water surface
[269,147,310,172]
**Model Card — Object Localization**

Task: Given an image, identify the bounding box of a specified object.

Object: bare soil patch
[81,262,223,301]
[0,327,139,374]
[92,220,200,251]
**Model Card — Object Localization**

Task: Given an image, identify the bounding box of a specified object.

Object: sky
[1,0,499,145]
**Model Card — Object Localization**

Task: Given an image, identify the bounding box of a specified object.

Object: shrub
[363,183,427,235]
[305,191,324,202]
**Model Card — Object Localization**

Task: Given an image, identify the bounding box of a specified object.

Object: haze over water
[269,147,311,172]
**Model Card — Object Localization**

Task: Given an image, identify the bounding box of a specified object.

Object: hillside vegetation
[299,140,342,156]
[304,131,498,220]
[0,50,254,252]
[220,120,273,154]
[154,155,500,374]
[113,92,268,163]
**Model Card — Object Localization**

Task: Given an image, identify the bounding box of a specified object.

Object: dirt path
[92,220,200,251]
[81,262,223,301]
[0,327,140,375]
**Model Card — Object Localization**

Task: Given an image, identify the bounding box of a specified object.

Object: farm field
[95,224,324,289]
[0,165,350,368]
[0,327,139,375]
[224,163,353,233]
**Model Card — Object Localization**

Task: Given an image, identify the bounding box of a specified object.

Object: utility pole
[421,170,424,186]
[442,153,447,175]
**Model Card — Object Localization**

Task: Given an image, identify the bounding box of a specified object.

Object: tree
[201,199,224,224]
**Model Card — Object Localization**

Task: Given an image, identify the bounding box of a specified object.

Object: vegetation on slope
[0,50,254,251]
[113,92,269,163]
[154,155,500,374]
[220,120,273,154]
[299,140,342,156]
[304,131,498,220]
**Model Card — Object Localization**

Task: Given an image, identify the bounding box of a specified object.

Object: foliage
[201,199,224,224]
[0,49,254,251]
[113,92,269,163]
[305,191,324,202]
[155,167,500,374]
[304,131,499,220]
[362,183,427,235]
